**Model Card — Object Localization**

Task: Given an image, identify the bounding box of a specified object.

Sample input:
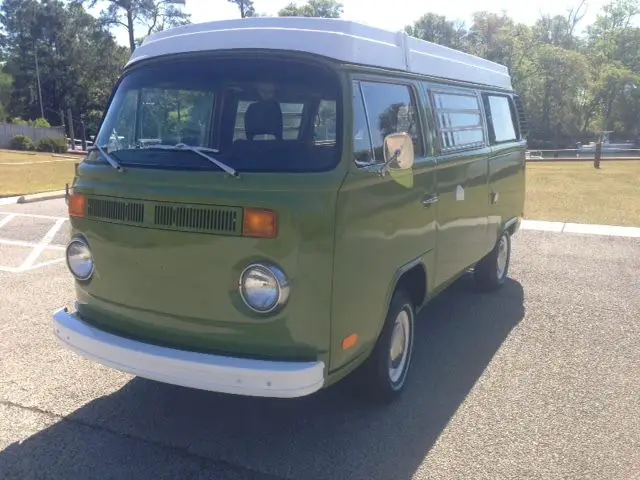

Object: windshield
[91,55,342,173]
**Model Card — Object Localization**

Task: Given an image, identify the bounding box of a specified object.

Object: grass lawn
[0,160,76,197]
[0,149,79,197]
[0,149,78,164]
[525,160,640,227]
[2,149,638,227]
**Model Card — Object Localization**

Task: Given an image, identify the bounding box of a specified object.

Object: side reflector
[243,208,277,238]
[342,333,358,350]
[68,193,86,218]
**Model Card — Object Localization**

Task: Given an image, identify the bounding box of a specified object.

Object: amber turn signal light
[68,193,86,218]
[243,208,278,238]
[341,333,359,350]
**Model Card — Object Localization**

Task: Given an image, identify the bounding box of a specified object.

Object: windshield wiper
[140,143,239,178]
[88,144,124,172]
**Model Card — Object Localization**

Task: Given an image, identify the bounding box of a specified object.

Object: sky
[100,0,617,47]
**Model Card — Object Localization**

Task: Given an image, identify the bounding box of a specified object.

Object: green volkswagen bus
[53,17,526,403]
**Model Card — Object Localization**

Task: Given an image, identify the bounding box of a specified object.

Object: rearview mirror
[381,132,414,176]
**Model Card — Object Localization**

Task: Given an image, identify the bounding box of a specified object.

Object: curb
[0,195,23,206]
[0,190,66,206]
[521,219,640,238]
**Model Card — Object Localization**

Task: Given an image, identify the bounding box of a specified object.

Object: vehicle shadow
[0,275,525,480]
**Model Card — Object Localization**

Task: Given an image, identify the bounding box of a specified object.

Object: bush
[8,117,52,128]
[36,137,68,153]
[10,134,34,151]
[9,117,29,126]
[32,117,51,128]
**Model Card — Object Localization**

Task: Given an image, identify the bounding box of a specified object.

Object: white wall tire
[347,289,415,404]
[474,230,511,292]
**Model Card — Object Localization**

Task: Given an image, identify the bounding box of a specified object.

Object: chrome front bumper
[52,307,325,398]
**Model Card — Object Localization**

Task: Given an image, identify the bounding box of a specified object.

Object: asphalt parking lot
[1,199,639,480]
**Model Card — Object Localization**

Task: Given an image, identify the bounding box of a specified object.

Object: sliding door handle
[421,194,439,207]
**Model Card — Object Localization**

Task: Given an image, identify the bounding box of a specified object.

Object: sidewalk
[0,190,66,206]
[521,219,640,238]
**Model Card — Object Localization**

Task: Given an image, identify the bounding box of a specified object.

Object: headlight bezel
[66,235,95,282]
[238,262,290,314]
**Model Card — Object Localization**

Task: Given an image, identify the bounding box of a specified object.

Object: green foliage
[6,117,52,127]
[36,136,68,153]
[406,0,640,145]
[228,0,255,18]
[0,0,638,148]
[0,72,13,122]
[405,14,467,51]
[10,134,35,151]
[9,117,29,126]
[72,0,191,52]
[278,0,343,18]
[32,117,51,128]
[0,0,129,138]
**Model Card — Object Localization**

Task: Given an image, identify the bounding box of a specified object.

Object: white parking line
[20,218,67,270]
[0,238,65,250]
[0,211,68,221]
[0,213,16,228]
[0,212,69,273]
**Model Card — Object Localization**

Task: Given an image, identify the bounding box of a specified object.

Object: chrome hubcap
[389,309,410,384]
[496,235,508,279]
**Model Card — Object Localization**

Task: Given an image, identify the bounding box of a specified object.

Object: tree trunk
[127,9,136,52]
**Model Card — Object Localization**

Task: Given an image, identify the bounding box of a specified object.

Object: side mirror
[381,132,414,176]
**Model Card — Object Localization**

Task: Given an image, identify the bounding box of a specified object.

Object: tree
[526,44,591,144]
[405,13,466,50]
[0,72,13,121]
[278,0,343,18]
[464,11,515,63]
[228,0,255,18]
[0,0,129,134]
[73,0,190,53]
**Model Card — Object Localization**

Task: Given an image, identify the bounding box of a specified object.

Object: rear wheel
[474,229,511,291]
[348,289,415,404]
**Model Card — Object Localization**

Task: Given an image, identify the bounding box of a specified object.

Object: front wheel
[348,289,415,404]
[474,229,511,291]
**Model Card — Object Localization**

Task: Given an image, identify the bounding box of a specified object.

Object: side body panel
[418,83,492,289]
[329,74,438,374]
[431,149,492,287]
[481,92,527,239]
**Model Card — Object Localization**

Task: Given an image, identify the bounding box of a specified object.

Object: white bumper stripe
[52,308,325,398]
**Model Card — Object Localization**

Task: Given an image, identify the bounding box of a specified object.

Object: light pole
[31,1,44,119]
[34,45,44,119]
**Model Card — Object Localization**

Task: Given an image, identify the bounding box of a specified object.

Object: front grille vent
[87,198,144,224]
[154,204,239,234]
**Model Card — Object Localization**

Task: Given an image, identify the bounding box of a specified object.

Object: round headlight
[239,263,290,314]
[66,237,94,281]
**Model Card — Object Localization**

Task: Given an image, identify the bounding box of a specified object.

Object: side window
[360,81,423,163]
[314,100,337,142]
[431,90,485,152]
[281,102,305,139]
[352,82,374,165]
[484,94,518,143]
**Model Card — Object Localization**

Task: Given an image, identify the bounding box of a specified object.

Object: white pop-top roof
[128,17,512,90]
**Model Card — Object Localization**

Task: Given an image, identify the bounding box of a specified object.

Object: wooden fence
[0,123,65,149]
